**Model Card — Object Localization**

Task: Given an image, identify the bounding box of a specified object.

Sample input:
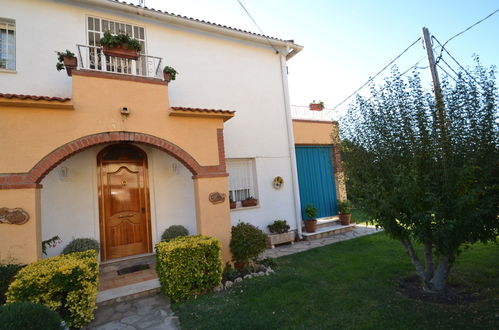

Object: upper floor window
[87,16,145,52]
[0,18,15,70]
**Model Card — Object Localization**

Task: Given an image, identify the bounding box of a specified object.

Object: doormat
[117,263,150,275]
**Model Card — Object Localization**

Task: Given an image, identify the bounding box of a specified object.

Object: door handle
[118,213,134,218]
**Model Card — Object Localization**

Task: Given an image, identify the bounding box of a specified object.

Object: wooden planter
[241,199,258,207]
[267,231,295,249]
[230,201,237,209]
[309,103,324,111]
[304,219,317,233]
[339,213,351,225]
[103,45,140,60]
[63,56,77,76]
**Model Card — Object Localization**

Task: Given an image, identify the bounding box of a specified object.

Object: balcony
[290,105,337,122]
[76,44,163,79]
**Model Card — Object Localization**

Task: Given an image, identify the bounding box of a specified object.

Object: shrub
[156,236,222,302]
[267,220,290,234]
[304,203,318,219]
[230,222,267,266]
[62,237,99,254]
[0,302,63,330]
[161,225,189,242]
[337,200,351,214]
[6,250,99,328]
[0,264,24,305]
[222,262,239,282]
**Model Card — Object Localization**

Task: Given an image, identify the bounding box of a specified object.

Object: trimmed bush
[156,235,222,302]
[161,225,189,242]
[62,237,100,254]
[267,220,290,234]
[0,302,63,330]
[0,264,24,305]
[6,250,99,328]
[230,222,267,265]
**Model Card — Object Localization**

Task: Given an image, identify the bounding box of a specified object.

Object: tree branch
[400,239,427,281]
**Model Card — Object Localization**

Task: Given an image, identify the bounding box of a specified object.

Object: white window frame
[0,18,15,71]
[227,159,258,205]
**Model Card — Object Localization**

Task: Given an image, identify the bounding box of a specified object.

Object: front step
[302,223,357,240]
[98,253,159,305]
[316,217,340,229]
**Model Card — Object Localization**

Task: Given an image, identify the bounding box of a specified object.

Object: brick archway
[0,131,227,189]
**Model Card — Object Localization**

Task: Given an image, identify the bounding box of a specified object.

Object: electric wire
[236,0,280,54]
[328,37,422,112]
[436,63,459,83]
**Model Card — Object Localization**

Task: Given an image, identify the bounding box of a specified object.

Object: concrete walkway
[86,225,381,329]
[261,225,382,258]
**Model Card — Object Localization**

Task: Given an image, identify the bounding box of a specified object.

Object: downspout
[279,48,303,238]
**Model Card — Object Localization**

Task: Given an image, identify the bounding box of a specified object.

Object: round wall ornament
[272,176,284,189]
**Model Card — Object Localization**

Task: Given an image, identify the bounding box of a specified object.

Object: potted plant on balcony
[338,200,352,225]
[309,100,324,111]
[267,220,295,248]
[99,31,142,60]
[303,203,318,233]
[229,197,237,209]
[55,50,77,76]
[241,196,258,207]
[163,66,178,83]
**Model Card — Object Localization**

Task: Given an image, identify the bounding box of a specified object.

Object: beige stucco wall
[0,74,223,174]
[292,120,339,145]
[0,189,41,263]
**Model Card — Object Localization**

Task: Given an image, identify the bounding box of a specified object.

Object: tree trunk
[427,255,453,292]
[424,242,434,279]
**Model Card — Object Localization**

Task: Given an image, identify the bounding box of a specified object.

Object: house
[0,0,346,266]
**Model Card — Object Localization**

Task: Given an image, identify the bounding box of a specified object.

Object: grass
[350,208,372,224]
[172,233,499,329]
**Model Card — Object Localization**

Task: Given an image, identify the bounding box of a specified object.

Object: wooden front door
[98,144,152,261]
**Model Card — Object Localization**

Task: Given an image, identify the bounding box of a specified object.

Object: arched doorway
[97,144,152,261]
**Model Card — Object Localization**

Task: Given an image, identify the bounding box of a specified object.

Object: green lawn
[350,208,372,224]
[172,233,499,329]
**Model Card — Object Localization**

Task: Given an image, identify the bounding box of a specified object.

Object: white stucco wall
[41,144,196,258]
[5,0,299,239]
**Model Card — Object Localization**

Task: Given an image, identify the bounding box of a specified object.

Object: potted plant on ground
[338,200,351,225]
[56,50,77,76]
[303,203,318,233]
[241,196,258,207]
[309,100,324,111]
[99,31,142,60]
[163,66,178,83]
[267,220,295,248]
[229,197,237,209]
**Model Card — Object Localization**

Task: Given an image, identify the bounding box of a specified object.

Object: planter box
[103,45,140,60]
[63,56,77,77]
[241,199,258,207]
[309,103,324,111]
[230,202,237,209]
[267,231,295,249]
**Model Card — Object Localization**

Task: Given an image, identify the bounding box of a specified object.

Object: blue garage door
[295,146,338,219]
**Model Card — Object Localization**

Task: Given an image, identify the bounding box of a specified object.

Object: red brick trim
[0,131,228,189]
[72,70,168,86]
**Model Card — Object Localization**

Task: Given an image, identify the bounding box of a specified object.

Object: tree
[341,60,498,292]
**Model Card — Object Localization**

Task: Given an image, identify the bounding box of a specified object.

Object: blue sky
[130,0,498,112]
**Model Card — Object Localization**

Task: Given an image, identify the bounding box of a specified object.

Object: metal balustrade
[76,44,163,79]
[290,105,337,121]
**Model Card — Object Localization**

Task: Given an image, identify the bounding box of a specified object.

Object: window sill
[230,205,260,212]
[0,68,17,74]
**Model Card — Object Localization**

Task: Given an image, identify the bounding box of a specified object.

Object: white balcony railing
[290,105,337,122]
[76,44,163,79]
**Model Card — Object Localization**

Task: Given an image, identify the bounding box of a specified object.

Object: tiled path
[86,225,381,329]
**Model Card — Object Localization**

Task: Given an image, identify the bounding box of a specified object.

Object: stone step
[100,253,156,275]
[302,223,357,240]
[316,217,340,229]
[96,278,161,306]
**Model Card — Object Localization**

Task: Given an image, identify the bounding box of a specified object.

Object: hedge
[156,235,222,302]
[6,250,99,328]
[0,264,25,305]
[0,302,63,330]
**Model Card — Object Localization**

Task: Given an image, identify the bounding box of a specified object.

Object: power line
[329,37,422,111]
[236,0,279,54]
[436,63,459,83]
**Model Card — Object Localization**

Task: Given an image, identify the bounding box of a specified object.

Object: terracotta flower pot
[309,103,324,111]
[304,219,317,233]
[339,213,351,225]
[241,199,258,207]
[103,44,140,60]
[63,56,77,76]
[230,201,237,209]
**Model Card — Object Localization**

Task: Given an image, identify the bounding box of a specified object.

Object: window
[86,16,146,74]
[0,18,15,70]
[227,159,257,202]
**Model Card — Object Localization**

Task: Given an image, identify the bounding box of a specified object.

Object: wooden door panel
[98,144,151,261]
